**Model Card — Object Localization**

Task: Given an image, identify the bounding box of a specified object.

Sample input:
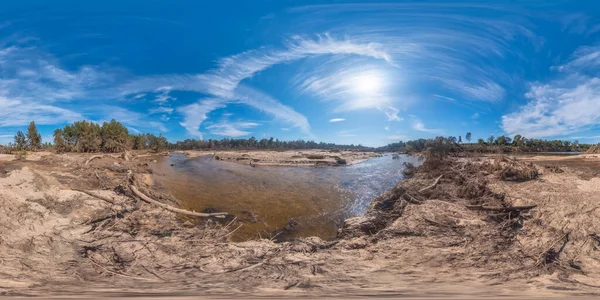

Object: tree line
[4,120,169,154]
[380,132,594,153]
[3,119,372,154]
[4,121,597,154]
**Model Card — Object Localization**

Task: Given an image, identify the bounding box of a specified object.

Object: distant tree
[53,129,67,153]
[477,138,485,145]
[458,136,462,144]
[487,136,494,145]
[26,121,42,151]
[73,120,101,152]
[465,132,472,143]
[149,133,168,152]
[448,136,457,143]
[100,119,129,153]
[513,134,522,146]
[14,131,27,151]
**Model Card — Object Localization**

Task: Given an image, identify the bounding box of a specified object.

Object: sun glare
[352,73,383,95]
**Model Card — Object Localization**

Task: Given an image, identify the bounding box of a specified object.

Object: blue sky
[1,1,600,147]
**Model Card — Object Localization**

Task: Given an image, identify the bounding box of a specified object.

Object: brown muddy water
[153,153,422,241]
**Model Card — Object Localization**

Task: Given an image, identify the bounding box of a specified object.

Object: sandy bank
[175,149,382,166]
[1,151,600,297]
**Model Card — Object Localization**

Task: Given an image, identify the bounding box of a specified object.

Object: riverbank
[0,151,599,297]
[176,149,382,166]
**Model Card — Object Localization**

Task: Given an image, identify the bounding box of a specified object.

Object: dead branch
[73,189,117,205]
[85,155,104,165]
[419,174,444,193]
[129,184,227,218]
[465,205,537,212]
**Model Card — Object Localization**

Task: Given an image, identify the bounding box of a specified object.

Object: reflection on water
[154,153,422,241]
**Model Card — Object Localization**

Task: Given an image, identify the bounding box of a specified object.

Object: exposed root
[419,174,444,193]
[129,185,227,218]
[85,155,104,165]
[72,188,118,205]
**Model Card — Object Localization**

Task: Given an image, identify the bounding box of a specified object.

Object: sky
[1,1,600,147]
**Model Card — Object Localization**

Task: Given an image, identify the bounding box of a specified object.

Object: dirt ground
[177,149,381,166]
[0,151,600,298]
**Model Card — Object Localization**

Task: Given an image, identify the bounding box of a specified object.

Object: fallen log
[129,184,227,218]
[85,155,104,165]
[465,205,537,212]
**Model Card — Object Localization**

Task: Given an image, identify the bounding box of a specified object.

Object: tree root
[129,184,227,218]
[85,155,104,165]
[419,174,444,193]
[73,189,117,205]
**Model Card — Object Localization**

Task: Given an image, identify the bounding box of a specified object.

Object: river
[154,153,422,241]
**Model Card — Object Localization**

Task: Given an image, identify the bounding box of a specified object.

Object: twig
[129,185,227,218]
[419,174,444,193]
[85,155,104,165]
[465,205,537,212]
[89,258,154,281]
[73,189,117,205]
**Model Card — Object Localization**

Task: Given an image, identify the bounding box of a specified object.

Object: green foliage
[26,121,42,151]
[149,134,168,152]
[100,119,129,153]
[14,149,27,160]
[465,132,472,143]
[14,131,26,151]
[53,129,67,153]
[73,121,101,152]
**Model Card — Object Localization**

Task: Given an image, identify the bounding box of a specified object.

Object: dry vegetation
[1,150,600,297]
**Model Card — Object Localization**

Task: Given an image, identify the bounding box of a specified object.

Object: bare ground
[0,151,599,298]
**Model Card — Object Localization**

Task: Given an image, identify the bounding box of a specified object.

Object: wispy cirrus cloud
[329,118,345,123]
[120,35,392,137]
[207,121,259,137]
[287,2,541,103]
[412,120,443,134]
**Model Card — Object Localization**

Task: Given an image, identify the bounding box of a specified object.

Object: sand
[0,151,599,297]
[176,149,382,166]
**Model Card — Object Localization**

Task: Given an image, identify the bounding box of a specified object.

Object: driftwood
[73,189,117,205]
[129,184,227,218]
[465,205,537,212]
[85,155,104,165]
[419,174,444,193]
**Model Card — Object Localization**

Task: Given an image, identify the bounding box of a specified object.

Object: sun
[352,73,383,95]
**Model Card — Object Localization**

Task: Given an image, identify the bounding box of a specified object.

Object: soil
[177,149,381,166]
[0,150,599,298]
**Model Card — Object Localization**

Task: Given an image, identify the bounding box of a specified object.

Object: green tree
[458,136,462,144]
[14,131,27,151]
[513,134,522,146]
[149,134,168,152]
[465,132,472,143]
[100,119,129,152]
[26,121,42,151]
[477,138,485,145]
[73,120,101,152]
[487,136,494,145]
[53,129,67,153]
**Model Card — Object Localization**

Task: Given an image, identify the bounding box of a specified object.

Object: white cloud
[553,45,600,72]
[120,35,393,137]
[149,106,174,115]
[178,99,227,138]
[412,120,443,134]
[502,76,600,138]
[329,118,345,122]
[472,112,480,119]
[207,121,259,137]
